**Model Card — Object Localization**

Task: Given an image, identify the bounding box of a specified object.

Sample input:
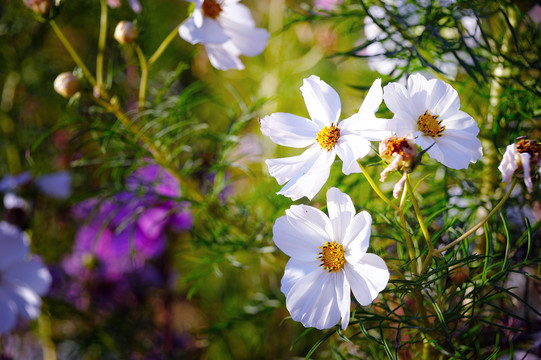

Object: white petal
[284,267,343,330]
[358,78,383,114]
[424,78,460,119]
[345,253,389,306]
[281,258,318,297]
[206,42,244,70]
[442,110,480,134]
[326,187,356,242]
[498,144,518,183]
[520,152,534,193]
[386,113,418,137]
[0,290,17,334]
[336,270,352,330]
[339,113,392,141]
[276,148,335,201]
[219,9,269,57]
[343,211,372,263]
[260,113,319,148]
[0,222,29,271]
[383,83,418,121]
[433,131,483,169]
[4,258,52,295]
[266,145,321,185]
[273,208,331,261]
[335,135,371,175]
[179,16,229,45]
[220,2,255,27]
[300,76,341,128]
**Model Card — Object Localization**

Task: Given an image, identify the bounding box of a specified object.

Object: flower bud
[114,21,138,44]
[23,0,53,15]
[54,72,79,98]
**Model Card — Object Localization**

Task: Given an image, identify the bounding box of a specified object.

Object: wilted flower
[22,0,53,16]
[273,188,389,330]
[178,0,269,70]
[0,221,51,334]
[498,138,541,193]
[62,164,192,282]
[261,75,389,200]
[383,72,483,170]
[54,72,79,99]
[114,21,138,44]
[379,136,417,198]
[107,0,141,13]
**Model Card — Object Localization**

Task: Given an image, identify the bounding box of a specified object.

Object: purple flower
[63,165,192,282]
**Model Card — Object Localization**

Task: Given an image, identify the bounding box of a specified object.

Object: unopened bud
[450,264,469,285]
[23,0,53,15]
[114,21,138,44]
[54,72,79,98]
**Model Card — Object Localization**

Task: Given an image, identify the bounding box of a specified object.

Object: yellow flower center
[417,110,445,138]
[316,123,340,151]
[202,0,222,19]
[318,241,346,273]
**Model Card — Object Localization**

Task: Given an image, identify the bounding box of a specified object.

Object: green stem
[399,182,418,274]
[406,175,433,252]
[434,178,518,255]
[134,44,149,111]
[358,162,399,211]
[50,20,97,87]
[405,175,435,274]
[148,25,180,67]
[96,0,108,94]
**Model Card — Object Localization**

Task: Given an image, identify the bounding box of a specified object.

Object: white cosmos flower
[178,0,269,70]
[382,72,483,169]
[0,222,51,334]
[273,187,389,330]
[261,75,390,201]
[498,139,541,193]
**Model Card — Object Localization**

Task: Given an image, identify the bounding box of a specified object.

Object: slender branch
[50,20,97,87]
[398,181,418,274]
[434,178,518,255]
[134,44,149,111]
[96,0,108,94]
[358,162,400,211]
[148,25,180,67]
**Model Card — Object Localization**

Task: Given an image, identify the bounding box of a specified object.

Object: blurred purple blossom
[314,0,343,11]
[62,164,192,283]
[107,0,142,13]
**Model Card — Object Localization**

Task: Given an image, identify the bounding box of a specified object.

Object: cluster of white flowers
[261,72,484,330]
[179,0,269,70]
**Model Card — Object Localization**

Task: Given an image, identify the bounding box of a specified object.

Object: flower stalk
[50,20,97,88]
[434,178,518,255]
[96,0,108,94]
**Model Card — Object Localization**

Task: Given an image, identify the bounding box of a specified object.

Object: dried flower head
[379,136,417,198]
[22,0,53,16]
[498,137,541,193]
